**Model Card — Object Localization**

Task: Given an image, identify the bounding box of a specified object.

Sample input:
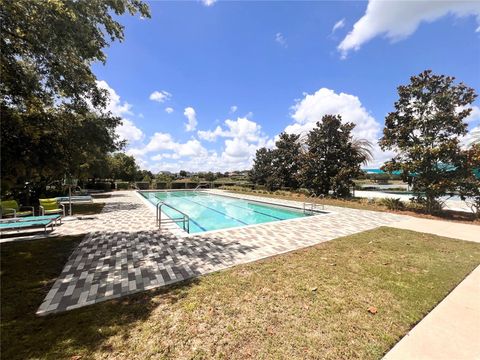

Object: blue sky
[92,0,480,172]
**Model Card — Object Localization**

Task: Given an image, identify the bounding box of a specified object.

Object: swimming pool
[140,191,319,234]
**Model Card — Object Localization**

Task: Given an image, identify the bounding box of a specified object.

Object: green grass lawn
[1,228,479,359]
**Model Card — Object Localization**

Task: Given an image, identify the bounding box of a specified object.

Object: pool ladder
[303,194,325,214]
[156,201,190,233]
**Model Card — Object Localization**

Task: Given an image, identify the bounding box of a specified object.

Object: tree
[1,0,150,109]
[272,133,302,189]
[301,115,365,197]
[1,0,149,193]
[458,144,480,218]
[204,172,216,182]
[108,153,139,182]
[249,148,276,189]
[179,170,188,178]
[380,70,477,213]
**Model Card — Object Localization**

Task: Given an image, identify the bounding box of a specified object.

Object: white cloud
[338,0,480,58]
[95,80,145,145]
[165,107,174,114]
[201,0,216,6]
[331,18,346,34]
[462,105,480,124]
[285,88,389,167]
[197,117,263,143]
[196,116,272,170]
[117,119,144,143]
[198,125,226,142]
[230,105,238,114]
[461,126,480,148]
[96,80,132,117]
[184,107,198,131]
[275,32,288,47]
[149,90,172,103]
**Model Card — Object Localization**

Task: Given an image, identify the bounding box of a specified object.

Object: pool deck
[36,190,408,315]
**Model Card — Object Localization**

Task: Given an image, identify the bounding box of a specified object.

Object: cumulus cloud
[96,80,132,117]
[230,105,238,114]
[96,80,144,144]
[184,107,198,131]
[165,107,174,114]
[275,32,288,47]
[196,116,273,171]
[149,90,172,103]
[462,105,480,124]
[331,18,346,34]
[197,117,263,143]
[201,0,217,6]
[338,0,480,58]
[285,88,390,167]
[117,119,144,143]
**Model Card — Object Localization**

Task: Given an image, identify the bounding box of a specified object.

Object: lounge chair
[56,195,93,204]
[0,215,61,234]
[0,200,34,218]
[39,198,65,216]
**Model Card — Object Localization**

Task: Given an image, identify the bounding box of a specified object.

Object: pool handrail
[156,201,190,233]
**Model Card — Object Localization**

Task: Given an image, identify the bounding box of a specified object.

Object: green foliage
[271,133,302,189]
[458,144,480,218]
[249,148,277,190]
[108,153,139,182]
[379,198,405,211]
[115,182,129,190]
[300,115,365,197]
[0,0,149,194]
[380,70,477,213]
[1,0,150,109]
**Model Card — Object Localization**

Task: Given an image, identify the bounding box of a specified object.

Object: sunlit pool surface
[140,191,318,234]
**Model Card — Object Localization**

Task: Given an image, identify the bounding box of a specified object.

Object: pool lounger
[56,195,93,204]
[0,215,61,234]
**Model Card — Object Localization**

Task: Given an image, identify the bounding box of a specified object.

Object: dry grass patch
[1,228,479,359]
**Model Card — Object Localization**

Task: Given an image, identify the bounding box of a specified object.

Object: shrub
[380,198,405,211]
[135,181,150,190]
[115,182,129,190]
[155,182,169,190]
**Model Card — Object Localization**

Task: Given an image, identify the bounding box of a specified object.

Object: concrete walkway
[384,265,480,360]
[390,217,480,243]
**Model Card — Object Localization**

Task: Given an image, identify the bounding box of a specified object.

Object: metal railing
[303,194,325,214]
[156,201,190,233]
[193,183,210,191]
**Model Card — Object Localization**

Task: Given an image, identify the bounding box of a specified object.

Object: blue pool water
[140,191,314,233]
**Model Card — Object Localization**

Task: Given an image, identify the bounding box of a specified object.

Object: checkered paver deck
[37,190,408,315]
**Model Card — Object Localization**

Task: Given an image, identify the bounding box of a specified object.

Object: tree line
[250,70,480,214]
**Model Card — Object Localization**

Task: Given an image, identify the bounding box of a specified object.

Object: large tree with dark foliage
[0,0,150,194]
[249,147,275,189]
[380,70,477,213]
[301,115,365,197]
[272,133,302,189]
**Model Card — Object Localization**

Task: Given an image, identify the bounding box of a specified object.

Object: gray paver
[36,190,407,315]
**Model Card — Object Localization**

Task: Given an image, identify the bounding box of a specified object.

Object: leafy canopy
[1,0,150,194]
[301,115,366,197]
[380,70,477,212]
[1,0,150,110]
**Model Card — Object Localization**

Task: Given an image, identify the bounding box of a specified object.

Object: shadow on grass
[0,230,259,359]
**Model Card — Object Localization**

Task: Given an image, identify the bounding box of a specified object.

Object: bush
[115,182,129,190]
[155,182,169,190]
[135,182,150,190]
[86,182,113,192]
[379,198,405,211]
